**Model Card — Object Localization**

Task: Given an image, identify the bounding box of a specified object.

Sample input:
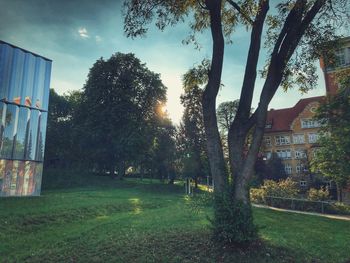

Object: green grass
[0,176,349,263]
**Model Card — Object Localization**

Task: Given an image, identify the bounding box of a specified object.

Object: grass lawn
[0,176,349,263]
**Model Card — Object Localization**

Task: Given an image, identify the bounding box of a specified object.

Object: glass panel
[32,58,46,109]
[0,102,5,150]
[25,109,39,160]
[42,61,52,111]
[0,44,14,100]
[20,53,36,107]
[36,112,47,161]
[13,107,30,159]
[8,49,25,104]
[0,104,18,159]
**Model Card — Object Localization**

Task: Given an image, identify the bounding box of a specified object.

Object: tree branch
[232,0,269,123]
[197,0,209,10]
[226,0,254,25]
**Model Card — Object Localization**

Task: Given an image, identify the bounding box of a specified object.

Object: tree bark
[202,0,227,193]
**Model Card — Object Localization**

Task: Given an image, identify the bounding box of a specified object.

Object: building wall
[263,102,322,187]
[0,41,51,197]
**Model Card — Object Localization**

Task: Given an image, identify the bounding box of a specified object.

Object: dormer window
[265,123,272,129]
[301,119,321,129]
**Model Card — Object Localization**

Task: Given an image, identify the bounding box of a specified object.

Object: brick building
[263,37,350,201]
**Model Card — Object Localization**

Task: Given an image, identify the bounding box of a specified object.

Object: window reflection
[36,112,47,161]
[0,104,18,159]
[13,107,30,159]
[25,110,39,161]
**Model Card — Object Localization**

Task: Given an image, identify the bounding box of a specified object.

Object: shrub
[325,202,350,215]
[250,188,265,203]
[307,187,330,201]
[212,190,258,245]
[250,178,299,204]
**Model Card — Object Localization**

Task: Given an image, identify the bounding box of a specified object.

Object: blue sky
[0,0,329,124]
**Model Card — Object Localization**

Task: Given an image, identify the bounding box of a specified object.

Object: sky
[0,0,332,124]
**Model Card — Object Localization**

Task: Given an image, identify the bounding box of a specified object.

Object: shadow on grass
[22,229,316,263]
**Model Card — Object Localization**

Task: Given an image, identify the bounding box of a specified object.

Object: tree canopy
[311,85,350,201]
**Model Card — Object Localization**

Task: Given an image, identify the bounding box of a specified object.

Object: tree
[217,100,239,134]
[123,0,349,243]
[45,89,80,168]
[177,85,209,187]
[311,84,350,202]
[78,53,167,178]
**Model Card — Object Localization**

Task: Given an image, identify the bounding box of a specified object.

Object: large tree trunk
[202,0,227,193]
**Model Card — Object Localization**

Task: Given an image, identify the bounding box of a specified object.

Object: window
[276,149,292,159]
[284,164,292,175]
[296,164,303,174]
[295,149,307,159]
[264,136,271,146]
[300,181,307,187]
[25,110,39,160]
[0,104,18,159]
[301,119,321,129]
[275,135,290,145]
[308,133,319,143]
[13,107,30,159]
[265,123,272,129]
[293,134,305,144]
[335,49,346,66]
[264,151,272,160]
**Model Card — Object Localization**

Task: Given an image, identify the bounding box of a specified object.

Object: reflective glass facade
[0,41,51,196]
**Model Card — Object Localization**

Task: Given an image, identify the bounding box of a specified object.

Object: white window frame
[296,164,302,174]
[284,163,292,175]
[275,135,291,146]
[264,136,271,146]
[301,119,321,129]
[276,149,292,159]
[293,134,305,144]
[295,149,307,159]
[308,133,319,143]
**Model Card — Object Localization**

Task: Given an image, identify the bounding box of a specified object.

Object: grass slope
[0,177,349,263]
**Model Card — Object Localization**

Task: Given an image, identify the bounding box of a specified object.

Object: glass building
[0,40,51,196]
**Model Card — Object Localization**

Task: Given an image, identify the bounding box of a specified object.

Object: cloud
[95,35,102,42]
[78,27,89,39]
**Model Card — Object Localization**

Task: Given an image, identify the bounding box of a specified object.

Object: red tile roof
[265,96,325,133]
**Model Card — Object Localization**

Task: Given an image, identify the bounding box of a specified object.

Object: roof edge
[0,40,52,62]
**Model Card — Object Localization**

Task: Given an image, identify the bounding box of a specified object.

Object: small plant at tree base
[211,190,258,245]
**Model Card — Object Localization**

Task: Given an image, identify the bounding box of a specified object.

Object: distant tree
[217,100,239,134]
[78,53,167,178]
[311,84,350,202]
[150,116,176,181]
[45,89,79,167]
[177,85,209,188]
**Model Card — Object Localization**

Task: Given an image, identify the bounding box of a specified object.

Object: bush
[212,190,258,245]
[250,178,298,204]
[250,188,265,204]
[325,202,350,215]
[307,187,330,201]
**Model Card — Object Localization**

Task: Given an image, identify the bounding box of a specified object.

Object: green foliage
[216,100,239,134]
[177,85,210,183]
[45,89,81,167]
[311,85,350,192]
[251,178,299,203]
[307,187,330,201]
[212,191,258,245]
